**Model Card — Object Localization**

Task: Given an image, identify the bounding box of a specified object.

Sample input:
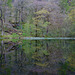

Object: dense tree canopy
[0,0,75,37]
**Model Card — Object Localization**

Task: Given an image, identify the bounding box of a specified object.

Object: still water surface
[0,39,75,75]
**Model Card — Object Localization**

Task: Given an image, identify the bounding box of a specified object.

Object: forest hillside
[0,0,75,37]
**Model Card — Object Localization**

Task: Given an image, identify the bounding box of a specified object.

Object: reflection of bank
[0,40,5,74]
[67,52,75,68]
[0,40,75,75]
[0,40,21,75]
[29,40,61,75]
[0,40,63,75]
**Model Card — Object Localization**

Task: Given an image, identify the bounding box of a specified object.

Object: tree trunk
[0,8,3,36]
[15,9,18,26]
[35,24,37,37]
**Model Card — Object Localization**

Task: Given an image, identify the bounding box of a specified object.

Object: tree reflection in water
[0,39,75,75]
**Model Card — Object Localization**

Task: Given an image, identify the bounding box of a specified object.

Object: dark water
[0,39,75,75]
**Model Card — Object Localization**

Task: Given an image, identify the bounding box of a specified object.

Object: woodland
[0,0,75,37]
